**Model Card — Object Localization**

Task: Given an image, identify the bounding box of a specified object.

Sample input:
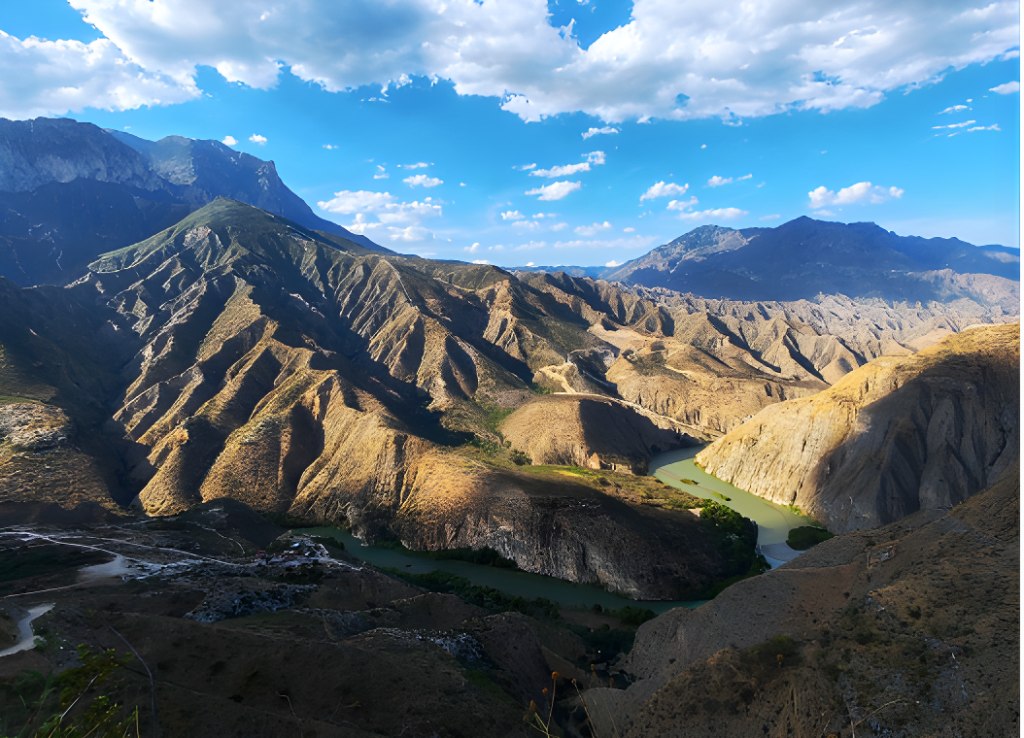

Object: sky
[0,1,1019,267]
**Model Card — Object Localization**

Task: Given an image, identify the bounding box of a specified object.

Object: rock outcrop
[697,323,1019,531]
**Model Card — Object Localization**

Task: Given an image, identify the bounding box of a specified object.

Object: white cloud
[808,182,904,209]
[0,30,197,118]
[707,173,752,187]
[532,161,591,177]
[989,80,1020,94]
[249,133,267,145]
[2,1,1013,123]
[574,221,613,236]
[317,188,443,245]
[465,242,480,253]
[931,119,977,130]
[500,210,525,221]
[640,181,689,201]
[398,162,431,169]
[471,259,490,265]
[666,196,700,211]
[515,163,537,171]
[530,150,606,178]
[939,103,971,114]
[582,126,619,139]
[677,207,748,221]
[323,143,339,150]
[221,135,238,146]
[760,213,782,221]
[525,181,581,201]
[604,259,621,267]
[945,123,1002,137]
[403,173,444,188]
[622,226,636,233]
[373,165,389,180]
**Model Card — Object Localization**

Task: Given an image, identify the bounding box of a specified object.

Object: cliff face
[587,466,1019,738]
[696,324,1019,531]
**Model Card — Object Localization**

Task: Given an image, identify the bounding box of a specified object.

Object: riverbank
[649,447,812,567]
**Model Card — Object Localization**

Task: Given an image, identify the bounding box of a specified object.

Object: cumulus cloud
[604,259,621,267]
[403,173,443,187]
[808,182,904,209]
[1,0,997,122]
[317,188,443,243]
[465,242,480,253]
[500,210,525,221]
[582,126,619,139]
[640,181,689,201]
[221,135,238,146]
[574,221,613,236]
[525,180,581,201]
[373,165,389,180]
[707,173,752,187]
[531,150,606,178]
[989,80,1020,94]
[0,29,197,118]
[322,143,339,150]
[249,133,268,145]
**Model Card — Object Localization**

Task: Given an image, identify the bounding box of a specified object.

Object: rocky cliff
[696,323,1019,531]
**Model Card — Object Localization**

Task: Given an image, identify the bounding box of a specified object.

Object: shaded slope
[697,323,1019,531]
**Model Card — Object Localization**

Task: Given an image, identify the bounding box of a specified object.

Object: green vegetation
[0,645,141,738]
[384,569,560,620]
[787,526,833,550]
[697,500,765,594]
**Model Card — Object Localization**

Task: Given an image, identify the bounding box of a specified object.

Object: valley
[0,120,1017,737]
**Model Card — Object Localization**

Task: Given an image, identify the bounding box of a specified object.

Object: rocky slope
[0,117,381,285]
[604,215,1020,302]
[696,323,1019,531]
[581,465,1019,737]
[0,199,749,598]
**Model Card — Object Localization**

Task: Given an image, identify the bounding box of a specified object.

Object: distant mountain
[0,117,383,285]
[604,216,1019,302]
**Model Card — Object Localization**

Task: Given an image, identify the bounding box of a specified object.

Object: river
[303,526,702,614]
[649,447,813,567]
[302,446,810,609]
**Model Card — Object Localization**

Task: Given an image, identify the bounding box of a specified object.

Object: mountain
[695,324,1019,531]
[0,199,759,598]
[604,216,1020,302]
[0,117,382,285]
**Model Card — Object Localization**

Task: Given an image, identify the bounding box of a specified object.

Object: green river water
[302,446,811,611]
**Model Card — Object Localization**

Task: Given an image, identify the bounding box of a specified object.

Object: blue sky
[0,1,1019,266]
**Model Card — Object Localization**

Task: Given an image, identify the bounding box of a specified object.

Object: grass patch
[787,526,833,550]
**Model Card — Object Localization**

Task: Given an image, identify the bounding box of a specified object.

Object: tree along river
[303,445,812,612]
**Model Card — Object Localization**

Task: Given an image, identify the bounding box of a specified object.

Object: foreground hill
[696,323,1019,531]
[584,465,1019,737]
[0,117,382,285]
[604,216,1019,303]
